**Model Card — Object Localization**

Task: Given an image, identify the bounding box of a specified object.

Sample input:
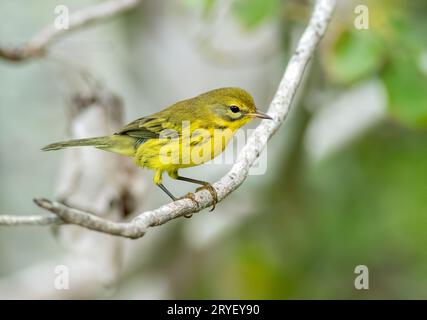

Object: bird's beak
[248,110,273,120]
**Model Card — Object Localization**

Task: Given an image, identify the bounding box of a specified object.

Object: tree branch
[0,0,336,238]
[0,214,61,226]
[0,0,141,61]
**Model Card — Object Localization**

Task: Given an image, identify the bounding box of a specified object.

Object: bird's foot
[180,192,199,218]
[195,184,218,212]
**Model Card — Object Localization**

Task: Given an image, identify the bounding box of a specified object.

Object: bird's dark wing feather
[118,117,161,139]
[116,116,181,139]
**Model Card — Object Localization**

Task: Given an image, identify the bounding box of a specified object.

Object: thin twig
[0,214,62,226]
[0,0,336,238]
[0,0,141,61]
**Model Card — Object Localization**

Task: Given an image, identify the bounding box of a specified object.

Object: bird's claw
[196,184,218,212]
[179,184,218,214]
[180,192,199,218]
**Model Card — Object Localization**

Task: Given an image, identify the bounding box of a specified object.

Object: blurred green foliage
[232,0,280,29]
[186,0,427,127]
[184,0,280,28]
[183,121,427,299]
[326,30,384,84]
[183,0,216,17]
[323,0,427,128]
[178,0,427,299]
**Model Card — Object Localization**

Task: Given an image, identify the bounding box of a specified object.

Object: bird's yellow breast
[133,126,236,172]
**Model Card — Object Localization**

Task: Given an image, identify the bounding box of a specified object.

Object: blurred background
[0,0,426,299]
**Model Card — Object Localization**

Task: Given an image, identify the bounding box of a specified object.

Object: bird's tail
[42,135,136,156]
[42,136,111,151]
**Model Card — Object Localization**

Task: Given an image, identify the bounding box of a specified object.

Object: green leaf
[325,30,384,85]
[232,0,279,30]
[382,57,427,127]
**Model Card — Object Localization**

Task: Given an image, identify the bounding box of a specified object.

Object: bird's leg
[157,183,177,201]
[175,176,218,211]
[157,183,194,218]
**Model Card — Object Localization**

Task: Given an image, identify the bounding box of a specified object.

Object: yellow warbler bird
[42,87,272,209]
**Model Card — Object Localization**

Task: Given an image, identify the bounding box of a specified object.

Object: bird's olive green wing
[116,116,181,140]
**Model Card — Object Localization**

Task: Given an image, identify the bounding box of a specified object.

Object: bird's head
[197,87,273,130]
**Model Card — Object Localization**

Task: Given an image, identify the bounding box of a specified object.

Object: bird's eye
[229,105,240,113]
